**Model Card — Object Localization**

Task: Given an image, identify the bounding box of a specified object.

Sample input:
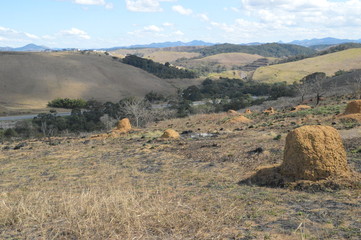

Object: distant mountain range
[289,37,361,47]
[2,38,361,52]
[104,40,215,51]
[0,43,50,52]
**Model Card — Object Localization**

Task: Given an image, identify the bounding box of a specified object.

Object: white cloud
[0,26,41,45]
[214,0,361,42]
[173,30,184,36]
[198,13,209,22]
[126,0,176,12]
[73,0,113,8]
[25,33,40,39]
[144,25,163,32]
[59,28,91,39]
[240,0,361,27]
[172,5,193,15]
[127,24,187,43]
[74,0,104,4]
[210,22,235,33]
[163,22,174,27]
[230,7,240,13]
[105,3,113,9]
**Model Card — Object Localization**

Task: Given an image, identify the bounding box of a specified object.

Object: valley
[1,40,361,240]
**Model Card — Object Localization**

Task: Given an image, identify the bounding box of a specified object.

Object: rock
[14,142,27,150]
[281,125,349,181]
[248,147,264,155]
[181,130,193,135]
[161,129,180,139]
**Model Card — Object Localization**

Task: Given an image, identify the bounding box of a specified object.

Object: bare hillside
[194,52,265,66]
[0,52,177,109]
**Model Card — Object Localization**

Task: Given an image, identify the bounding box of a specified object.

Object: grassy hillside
[194,43,316,58]
[0,52,179,110]
[253,48,361,83]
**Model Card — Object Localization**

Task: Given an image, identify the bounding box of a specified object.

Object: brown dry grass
[145,51,200,63]
[1,99,361,239]
[0,52,177,110]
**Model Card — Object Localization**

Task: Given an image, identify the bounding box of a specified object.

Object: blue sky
[1,0,361,48]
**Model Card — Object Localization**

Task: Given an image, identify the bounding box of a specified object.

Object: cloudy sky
[1,0,361,48]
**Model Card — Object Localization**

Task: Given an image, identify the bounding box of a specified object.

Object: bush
[4,128,18,138]
[47,98,87,109]
[145,91,166,103]
[15,120,35,138]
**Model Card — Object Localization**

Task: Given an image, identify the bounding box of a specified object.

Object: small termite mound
[227,110,239,115]
[291,105,311,112]
[226,115,252,124]
[344,100,361,115]
[263,107,276,114]
[244,109,252,114]
[337,100,361,123]
[116,118,132,132]
[160,129,180,139]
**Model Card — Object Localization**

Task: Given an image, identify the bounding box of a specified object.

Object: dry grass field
[144,51,200,63]
[193,53,264,67]
[110,46,204,62]
[253,48,361,83]
[1,98,360,239]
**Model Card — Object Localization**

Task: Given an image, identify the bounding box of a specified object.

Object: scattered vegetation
[181,77,296,111]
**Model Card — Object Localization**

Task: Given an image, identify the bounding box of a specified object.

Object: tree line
[121,55,198,79]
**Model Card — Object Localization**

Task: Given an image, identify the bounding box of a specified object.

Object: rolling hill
[0,51,184,110]
[252,48,361,83]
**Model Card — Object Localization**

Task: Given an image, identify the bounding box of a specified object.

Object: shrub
[4,128,18,138]
[47,98,87,109]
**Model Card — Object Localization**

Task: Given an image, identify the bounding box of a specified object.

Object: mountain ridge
[2,38,361,52]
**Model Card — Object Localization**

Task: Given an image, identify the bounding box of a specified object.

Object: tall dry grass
[1,186,245,239]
